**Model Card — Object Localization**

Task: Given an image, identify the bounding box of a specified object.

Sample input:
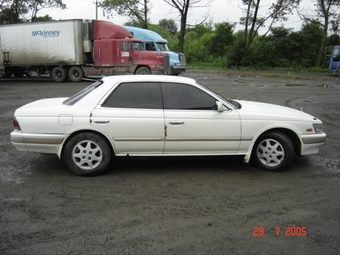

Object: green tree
[0,0,65,24]
[163,0,212,53]
[240,0,299,49]
[27,0,65,22]
[100,0,151,29]
[0,0,27,24]
[208,22,235,57]
[269,22,323,68]
[33,14,53,22]
[183,23,213,63]
[298,0,340,67]
[268,26,295,67]
[158,18,177,35]
[299,21,324,66]
[327,34,340,46]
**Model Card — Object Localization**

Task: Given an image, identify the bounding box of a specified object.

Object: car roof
[101,75,196,85]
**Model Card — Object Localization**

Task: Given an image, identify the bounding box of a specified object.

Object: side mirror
[216,101,225,112]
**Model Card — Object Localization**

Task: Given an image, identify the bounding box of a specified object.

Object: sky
[38,0,310,33]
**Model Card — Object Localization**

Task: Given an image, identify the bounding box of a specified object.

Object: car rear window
[63,81,102,105]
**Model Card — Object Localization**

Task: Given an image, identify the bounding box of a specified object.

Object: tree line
[1,0,340,70]
[151,19,340,70]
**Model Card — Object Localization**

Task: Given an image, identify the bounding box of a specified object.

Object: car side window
[161,82,216,110]
[102,82,162,109]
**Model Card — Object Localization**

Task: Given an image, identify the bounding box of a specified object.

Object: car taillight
[13,117,21,130]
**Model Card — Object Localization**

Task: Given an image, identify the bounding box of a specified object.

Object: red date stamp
[254,226,307,236]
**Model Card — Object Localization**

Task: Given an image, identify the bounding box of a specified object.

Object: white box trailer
[0,20,84,65]
[0,19,92,81]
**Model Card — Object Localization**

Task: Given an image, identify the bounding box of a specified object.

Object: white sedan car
[11,75,326,176]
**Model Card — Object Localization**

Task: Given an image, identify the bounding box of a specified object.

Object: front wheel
[135,66,151,75]
[252,132,295,172]
[63,133,112,176]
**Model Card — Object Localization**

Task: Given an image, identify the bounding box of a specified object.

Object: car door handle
[169,121,184,125]
[93,120,110,124]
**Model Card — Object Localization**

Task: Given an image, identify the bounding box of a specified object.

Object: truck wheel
[337,68,340,77]
[1,70,12,78]
[51,67,68,82]
[13,71,24,78]
[63,132,112,176]
[69,66,84,82]
[135,66,151,75]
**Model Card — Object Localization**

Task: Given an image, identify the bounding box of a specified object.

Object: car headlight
[313,123,323,134]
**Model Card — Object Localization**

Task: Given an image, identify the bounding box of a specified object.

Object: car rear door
[161,82,241,154]
[90,82,165,155]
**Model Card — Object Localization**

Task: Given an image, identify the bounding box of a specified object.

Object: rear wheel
[252,132,294,172]
[13,68,25,78]
[135,66,151,75]
[1,70,12,78]
[68,66,84,82]
[63,133,112,176]
[51,66,68,82]
[337,67,340,77]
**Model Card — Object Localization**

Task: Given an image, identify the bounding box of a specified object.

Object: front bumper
[300,133,327,155]
[170,65,186,75]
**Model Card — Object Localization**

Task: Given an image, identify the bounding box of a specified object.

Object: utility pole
[95,0,98,19]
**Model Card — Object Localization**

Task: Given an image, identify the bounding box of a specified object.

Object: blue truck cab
[328,45,340,76]
[125,26,186,75]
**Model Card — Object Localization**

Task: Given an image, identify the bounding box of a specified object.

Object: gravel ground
[1,70,339,255]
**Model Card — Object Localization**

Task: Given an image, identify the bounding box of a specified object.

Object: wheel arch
[254,128,301,156]
[134,65,151,74]
[59,129,116,160]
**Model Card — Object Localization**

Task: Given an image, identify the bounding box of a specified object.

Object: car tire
[135,66,151,75]
[252,132,294,172]
[63,132,112,176]
[69,66,84,82]
[51,66,68,82]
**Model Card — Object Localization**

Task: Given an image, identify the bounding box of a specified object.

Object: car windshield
[63,80,102,105]
[196,82,242,109]
[156,43,169,51]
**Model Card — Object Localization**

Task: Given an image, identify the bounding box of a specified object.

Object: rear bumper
[11,130,65,155]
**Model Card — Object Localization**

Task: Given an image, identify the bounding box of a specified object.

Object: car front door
[161,82,241,154]
[91,82,165,155]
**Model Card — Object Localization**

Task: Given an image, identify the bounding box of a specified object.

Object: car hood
[235,100,320,122]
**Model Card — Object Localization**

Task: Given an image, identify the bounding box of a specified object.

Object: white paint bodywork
[10,75,326,161]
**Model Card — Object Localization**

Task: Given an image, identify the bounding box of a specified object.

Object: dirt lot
[1,70,340,254]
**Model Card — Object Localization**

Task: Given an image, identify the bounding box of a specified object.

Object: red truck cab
[90,20,170,75]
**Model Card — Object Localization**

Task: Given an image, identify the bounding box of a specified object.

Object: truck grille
[179,53,186,64]
[164,54,170,70]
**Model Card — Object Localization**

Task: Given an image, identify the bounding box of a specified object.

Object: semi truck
[125,26,186,75]
[327,45,340,76]
[0,19,170,82]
